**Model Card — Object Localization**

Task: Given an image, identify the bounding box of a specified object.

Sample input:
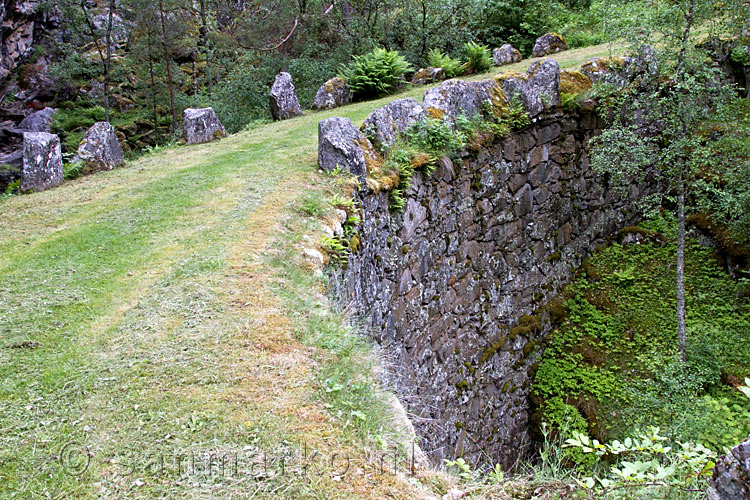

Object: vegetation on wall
[531,213,750,463]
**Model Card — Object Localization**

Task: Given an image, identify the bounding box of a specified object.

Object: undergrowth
[531,213,750,465]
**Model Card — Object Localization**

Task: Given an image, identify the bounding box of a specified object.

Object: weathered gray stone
[318,117,372,184]
[362,98,426,151]
[498,58,560,118]
[493,44,522,66]
[532,33,568,57]
[526,58,561,110]
[411,67,446,85]
[708,437,750,500]
[269,72,302,120]
[21,132,63,192]
[77,121,125,172]
[581,46,658,87]
[182,107,226,145]
[422,79,500,122]
[19,107,57,132]
[312,77,351,110]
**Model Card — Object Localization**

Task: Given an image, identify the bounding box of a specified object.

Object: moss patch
[560,70,592,94]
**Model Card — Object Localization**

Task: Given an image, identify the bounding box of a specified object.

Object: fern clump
[338,48,412,100]
[426,48,463,78]
[462,41,492,74]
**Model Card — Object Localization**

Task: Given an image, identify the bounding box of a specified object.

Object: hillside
[0,45,623,499]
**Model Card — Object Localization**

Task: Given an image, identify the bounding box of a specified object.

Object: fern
[338,48,412,100]
[462,41,492,75]
[426,48,463,78]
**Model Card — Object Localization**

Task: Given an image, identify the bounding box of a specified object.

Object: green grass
[0,42,619,499]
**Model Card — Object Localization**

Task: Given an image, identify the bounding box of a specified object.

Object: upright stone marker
[318,117,372,184]
[182,107,226,145]
[493,44,522,66]
[270,72,302,120]
[312,77,351,110]
[532,33,568,57]
[78,121,125,172]
[21,132,63,193]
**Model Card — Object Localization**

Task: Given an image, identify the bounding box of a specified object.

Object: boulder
[581,46,658,87]
[411,67,446,85]
[532,33,568,58]
[19,107,57,132]
[496,58,560,118]
[182,107,226,145]
[708,437,750,500]
[422,79,501,122]
[318,117,375,184]
[493,44,522,66]
[77,121,125,172]
[20,132,63,193]
[560,70,592,94]
[312,77,351,110]
[269,72,303,120]
[362,98,426,151]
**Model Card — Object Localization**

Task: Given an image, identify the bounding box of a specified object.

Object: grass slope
[0,43,618,499]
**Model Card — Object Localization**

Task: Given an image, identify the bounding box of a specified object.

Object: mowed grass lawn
[0,43,615,499]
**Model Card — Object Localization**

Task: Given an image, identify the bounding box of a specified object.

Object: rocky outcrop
[422,79,501,122]
[708,437,750,500]
[77,121,125,172]
[699,37,750,97]
[496,58,561,118]
[1,1,60,82]
[362,98,426,151]
[269,72,303,120]
[312,77,351,110]
[532,33,567,58]
[493,44,522,66]
[19,107,56,132]
[182,107,226,145]
[318,117,372,184]
[20,131,62,192]
[411,67,446,85]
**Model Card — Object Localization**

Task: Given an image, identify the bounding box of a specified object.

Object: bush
[462,41,492,74]
[426,48,463,78]
[338,48,412,100]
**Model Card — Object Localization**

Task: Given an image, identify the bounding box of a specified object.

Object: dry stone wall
[330,106,656,468]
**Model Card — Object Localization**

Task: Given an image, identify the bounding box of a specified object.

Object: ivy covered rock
[182,107,226,145]
[21,131,63,193]
[312,77,351,110]
[532,33,568,57]
[77,121,125,172]
[318,117,374,184]
[362,98,426,151]
[422,79,501,122]
[411,67,446,85]
[269,71,302,120]
[493,44,522,66]
[496,58,560,118]
[708,437,750,500]
[19,107,57,132]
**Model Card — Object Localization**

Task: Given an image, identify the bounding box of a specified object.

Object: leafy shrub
[462,41,492,74]
[426,48,463,78]
[338,48,412,100]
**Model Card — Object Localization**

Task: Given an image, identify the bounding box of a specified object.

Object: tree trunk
[158,0,178,132]
[104,0,115,123]
[199,0,212,101]
[146,28,159,131]
[676,172,687,363]
[192,59,197,104]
